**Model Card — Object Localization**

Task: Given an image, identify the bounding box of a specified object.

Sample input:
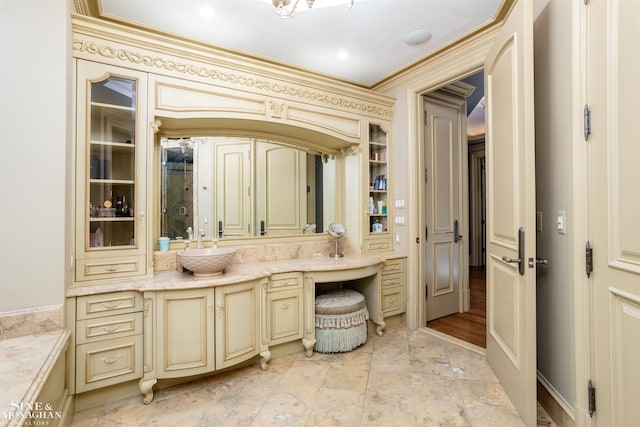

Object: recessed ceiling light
[404,29,432,46]
[337,50,349,60]
[200,5,215,19]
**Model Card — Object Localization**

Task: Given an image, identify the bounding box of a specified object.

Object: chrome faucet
[197,229,206,249]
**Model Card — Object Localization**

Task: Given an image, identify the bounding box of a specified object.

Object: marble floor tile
[71,316,552,427]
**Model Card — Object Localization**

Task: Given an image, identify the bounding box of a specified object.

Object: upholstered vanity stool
[314,288,369,353]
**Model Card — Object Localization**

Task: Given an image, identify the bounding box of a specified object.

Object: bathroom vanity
[66,255,405,404]
[67,15,406,411]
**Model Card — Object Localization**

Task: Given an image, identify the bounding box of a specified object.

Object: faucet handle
[183,240,191,250]
[199,229,206,238]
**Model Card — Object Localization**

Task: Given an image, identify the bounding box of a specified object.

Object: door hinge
[425,284,429,300]
[584,104,592,141]
[425,225,428,241]
[424,168,428,183]
[585,241,593,277]
[588,379,596,417]
[584,0,589,5]
[424,109,428,125]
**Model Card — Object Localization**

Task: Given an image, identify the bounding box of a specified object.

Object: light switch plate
[557,210,566,234]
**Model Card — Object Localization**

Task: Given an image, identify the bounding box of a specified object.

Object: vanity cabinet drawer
[365,239,392,253]
[268,272,302,291]
[77,291,143,320]
[76,312,143,344]
[382,286,404,316]
[76,335,143,393]
[382,259,404,275]
[381,273,402,288]
[76,256,145,282]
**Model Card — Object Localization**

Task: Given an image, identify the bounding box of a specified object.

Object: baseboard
[537,372,576,427]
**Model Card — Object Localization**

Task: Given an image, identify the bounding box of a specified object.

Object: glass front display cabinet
[75,61,147,281]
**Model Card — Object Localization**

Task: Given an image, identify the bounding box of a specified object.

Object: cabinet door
[156,289,215,378]
[256,141,307,236]
[267,288,303,345]
[75,60,148,281]
[215,281,260,369]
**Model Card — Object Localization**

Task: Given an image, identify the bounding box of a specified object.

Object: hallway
[71,315,540,426]
[427,266,487,348]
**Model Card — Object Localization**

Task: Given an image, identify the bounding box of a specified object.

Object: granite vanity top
[67,255,393,297]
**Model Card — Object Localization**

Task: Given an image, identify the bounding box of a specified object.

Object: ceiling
[95,0,503,87]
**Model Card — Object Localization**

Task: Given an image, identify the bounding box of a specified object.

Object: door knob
[528,257,549,268]
[454,219,463,243]
[501,228,525,275]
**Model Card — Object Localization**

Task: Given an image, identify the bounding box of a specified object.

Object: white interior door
[588,0,640,424]
[484,0,537,425]
[424,98,462,321]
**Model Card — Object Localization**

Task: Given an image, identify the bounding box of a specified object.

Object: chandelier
[271,0,355,18]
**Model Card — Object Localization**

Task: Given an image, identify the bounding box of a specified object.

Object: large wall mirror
[160,136,337,240]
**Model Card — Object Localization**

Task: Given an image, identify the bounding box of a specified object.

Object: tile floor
[71,316,555,426]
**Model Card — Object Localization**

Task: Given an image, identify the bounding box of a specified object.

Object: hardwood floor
[426,265,486,348]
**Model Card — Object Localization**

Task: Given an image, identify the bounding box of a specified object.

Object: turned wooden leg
[260,350,271,370]
[139,377,157,404]
[302,337,316,357]
[374,319,386,336]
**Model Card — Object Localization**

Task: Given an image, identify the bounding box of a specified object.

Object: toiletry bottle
[95,226,104,247]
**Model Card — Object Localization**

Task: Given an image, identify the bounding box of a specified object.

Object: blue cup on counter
[158,237,170,251]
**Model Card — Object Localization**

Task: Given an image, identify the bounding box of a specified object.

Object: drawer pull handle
[279,303,290,310]
[387,298,395,303]
[105,266,119,272]
[101,354,122,365]
[103,325,121,333]
[101,302,122,309]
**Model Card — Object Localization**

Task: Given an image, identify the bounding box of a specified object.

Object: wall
[533,0,576,415]
[0,0,72,312]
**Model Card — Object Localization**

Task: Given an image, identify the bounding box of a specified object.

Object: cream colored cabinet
[140,280,262,403]
[214,281,261,369]
[381,258,406,317]
[74,60,148,281]
[365,123,392,253]
[155,288,215,378]
[265,273,303,346]
[74,291,144,393]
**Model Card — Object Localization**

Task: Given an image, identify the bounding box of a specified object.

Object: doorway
[425,71,487,348]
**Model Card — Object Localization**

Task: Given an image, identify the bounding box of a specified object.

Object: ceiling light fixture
[271,0,355,18]
[404,29,432,46]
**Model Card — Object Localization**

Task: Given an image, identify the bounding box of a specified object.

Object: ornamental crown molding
[71,16,394,120]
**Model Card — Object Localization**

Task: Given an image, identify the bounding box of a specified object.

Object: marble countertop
[67,255,392,297]
[0,329,70,427]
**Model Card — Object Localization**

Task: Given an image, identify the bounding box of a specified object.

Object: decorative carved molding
[150,120,162,134]
[339,145,362,157]
[72,38,393,119]
[143,298,152,317]
[269,101,286,118]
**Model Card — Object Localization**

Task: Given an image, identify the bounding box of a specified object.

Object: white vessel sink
[177,248,237,277]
